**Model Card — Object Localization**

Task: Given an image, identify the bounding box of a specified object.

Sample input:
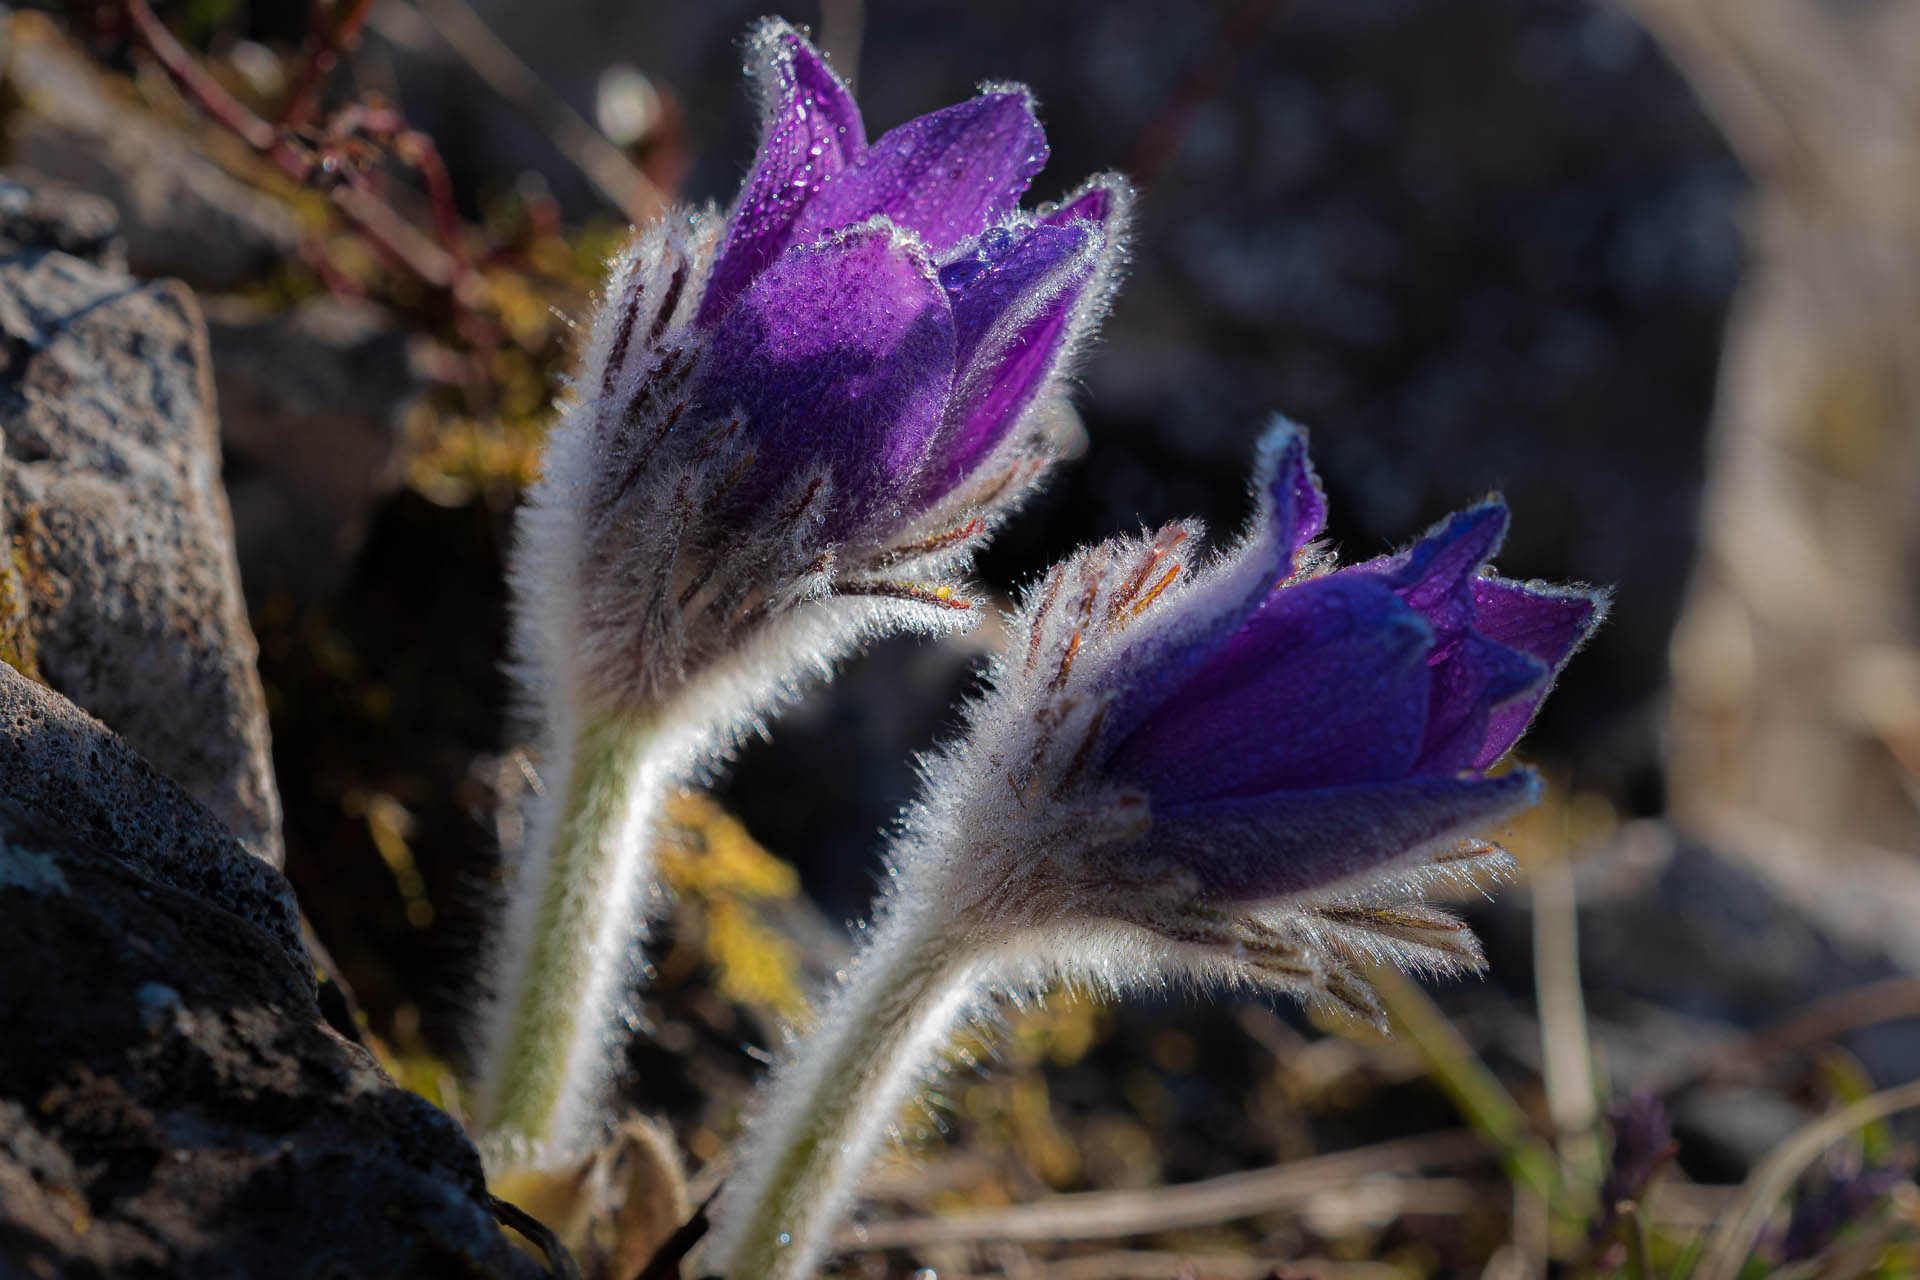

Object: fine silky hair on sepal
[473,210,719,1157]
[707,420,1605,1279]
[474,19,1134,1159]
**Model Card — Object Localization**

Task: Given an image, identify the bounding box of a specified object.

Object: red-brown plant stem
[278,0,375,129]
[323,103,470,286]
[316,101,493,349]
[125,0,282,153]
[122,0,484,342]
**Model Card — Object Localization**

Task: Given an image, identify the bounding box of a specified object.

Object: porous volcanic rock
[0,661,305,974]
[0,782,543,1279]
[0,202,283,864]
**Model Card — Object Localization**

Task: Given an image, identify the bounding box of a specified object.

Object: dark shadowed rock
[0,216,284,865]
[0,177,548,1272]
[0,174,124,270]
[1485,820,1920,1043]
[0,660,306,975]
[0,787,545,1279]
[204,296,416,603]
[1475,818,1920,1176]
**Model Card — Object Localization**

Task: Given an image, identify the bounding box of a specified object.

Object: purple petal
[941,223,1091,369]
[921,221,1098,494]
[1412,632,1548,775]
[1143,769,1541,903]
[1108,574,1434,805]
[1472,577,1605,670]
[1096,422,1328,752]
[1042,181,1117,229]
[789,91,1048,255]
[1378,503,1509,637]
[699,23,867,326]
[1260,421,1328,564]
[1470,578,1607,766]
[691,224,956,533]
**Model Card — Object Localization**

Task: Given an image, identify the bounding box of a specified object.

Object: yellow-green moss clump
[0,513,50,683]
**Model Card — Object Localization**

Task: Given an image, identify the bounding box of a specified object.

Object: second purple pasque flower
[932,421,1607,1016]
[711,422,1604,1276]
[521,19,1128,725]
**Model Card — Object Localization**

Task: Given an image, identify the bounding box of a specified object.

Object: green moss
[0,526,45,683]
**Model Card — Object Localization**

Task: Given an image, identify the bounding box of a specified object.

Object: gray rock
[0,792,546,1280]
[204,296,415,602]
[1670,1085,1814,1184]
[0,660,306,978]
[0,173,124,270]
[0,232,284,865]
[1480,820,1920,1091]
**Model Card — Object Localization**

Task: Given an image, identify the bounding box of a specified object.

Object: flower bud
[521,21,1130,727]
[919,421,1606,1016]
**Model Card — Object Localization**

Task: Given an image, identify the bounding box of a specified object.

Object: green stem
[1369,962,1560,1199]
[482,710,658,1149]
[718,899,979,1280]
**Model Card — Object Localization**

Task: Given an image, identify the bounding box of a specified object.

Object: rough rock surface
[0,784,543,1279]
[0,207,284,865]
[0,176,123,270]
[0,169,546,1278]
[0,661,305,974]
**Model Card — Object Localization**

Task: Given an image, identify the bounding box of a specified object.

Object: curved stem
[713,894,982,1280]
[481,710,660,1151]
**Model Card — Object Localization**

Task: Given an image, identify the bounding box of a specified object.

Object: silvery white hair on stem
[473,17,1132,1160]
[708,421,1607,1279]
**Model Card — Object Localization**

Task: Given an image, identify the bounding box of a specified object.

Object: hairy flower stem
[716,890,984,1280]
[481,711,661,1151]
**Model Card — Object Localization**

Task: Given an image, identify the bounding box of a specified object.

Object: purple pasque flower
[926,420,1604,1018]
[520,19,1129,724]
[707,423,1602,1277]
[1591,1094,1678,1244]
[1774,1165,1910,1262]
